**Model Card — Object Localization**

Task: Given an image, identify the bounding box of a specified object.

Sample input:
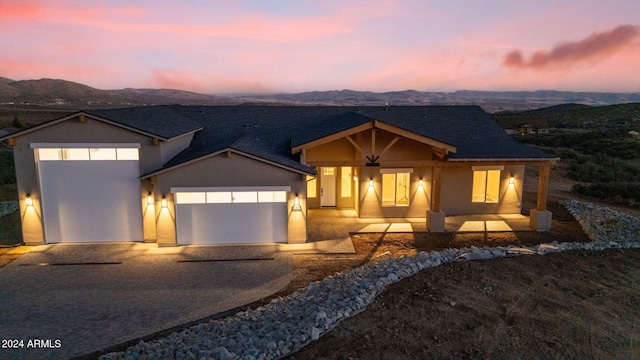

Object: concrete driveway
[0,243,292,360]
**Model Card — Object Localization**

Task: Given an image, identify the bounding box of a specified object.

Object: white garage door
[174,187,289,245]
[34,145,143,243]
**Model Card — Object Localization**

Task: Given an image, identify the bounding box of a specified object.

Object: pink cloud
[504,24,640,69]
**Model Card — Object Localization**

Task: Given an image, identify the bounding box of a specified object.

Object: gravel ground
[100,200,640,360]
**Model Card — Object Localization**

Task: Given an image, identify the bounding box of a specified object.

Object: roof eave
[141,148,315,180]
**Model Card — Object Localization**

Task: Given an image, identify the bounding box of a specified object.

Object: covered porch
[307,208,532,243]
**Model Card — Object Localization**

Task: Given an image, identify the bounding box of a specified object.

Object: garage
[34,144,144,243]
[173,187,289,245]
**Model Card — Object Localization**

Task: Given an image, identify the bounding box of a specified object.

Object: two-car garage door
[35,145,143,243]
[173,187,289,245]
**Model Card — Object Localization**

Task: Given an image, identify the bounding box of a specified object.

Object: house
[0,105,558,247]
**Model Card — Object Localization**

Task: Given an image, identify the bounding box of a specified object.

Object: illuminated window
[38,148,62,161]
[116,148,139,160]
[382,173,410,206]
[175,192,206,204]
[62,148,89,160]
[206,192,232,203]
[36,147,138,161]
[232,192,257,203]
[258,191,287,203]
[89,148,117,160]
[307,176,317,198]
[323,167,335,176]
[341,167,352,197]
[472,170,501,203]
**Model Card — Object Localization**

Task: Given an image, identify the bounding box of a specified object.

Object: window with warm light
[175,191,287,204]
[340,167,352,197]
[382,173,410,206]
[472,170,501,203]
[37,147,139,161]
[306,176,317,198]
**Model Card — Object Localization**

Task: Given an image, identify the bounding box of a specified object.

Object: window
[472,170,501,203]
[340,167,352,197]
[37,147,139,161]
[175,191,287,204]
[382,172,410,206]
[307,176,317,198]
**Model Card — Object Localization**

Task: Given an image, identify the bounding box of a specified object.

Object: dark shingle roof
[82,105,554,176]
[87,106,203,140]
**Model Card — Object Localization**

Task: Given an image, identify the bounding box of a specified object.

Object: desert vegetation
[499,103,640,207]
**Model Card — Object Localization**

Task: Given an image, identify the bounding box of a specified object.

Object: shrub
[573,182,640,205]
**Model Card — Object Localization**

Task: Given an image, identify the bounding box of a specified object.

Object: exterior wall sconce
[161,195,168,208]
[25,193,33,206]
[147,192,154,205]
[292,195,302,211]
[509,176,515,185]
[369,179,374,189]
[418,179,424,189]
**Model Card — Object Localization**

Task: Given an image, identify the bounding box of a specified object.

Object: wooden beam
[345,136,365,154]
[378,136,400,158]
[226,150,232,158]
[371,128,376,155]
[537,163,550,211]
[431,166,442,212]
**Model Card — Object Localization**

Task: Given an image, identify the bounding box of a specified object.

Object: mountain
[1,76,639,112]
[0,77,234,108]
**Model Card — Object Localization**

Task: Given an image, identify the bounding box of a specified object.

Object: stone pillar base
[530,209,552,232]
[427,210,446,232]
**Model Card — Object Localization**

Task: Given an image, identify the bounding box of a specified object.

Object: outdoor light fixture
[509,176,515,185]
[161,196,168,208]
[25,193,33,206]
[418,179,424,188]
[147,192,154,204]
[292,195,302,211]
[369,179,374,188]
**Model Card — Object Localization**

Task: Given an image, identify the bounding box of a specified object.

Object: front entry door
[321,167,336,207]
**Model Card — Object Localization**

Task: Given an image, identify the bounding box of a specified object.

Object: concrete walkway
[0,243,293,360]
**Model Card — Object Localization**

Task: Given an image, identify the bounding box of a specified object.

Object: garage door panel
[176,202,287,245]
[39,160,143,243]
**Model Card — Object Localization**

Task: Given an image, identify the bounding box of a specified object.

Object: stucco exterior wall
[10,115,159,245]
[305,138,355,162]
[153,152,307,246]
[440,165,525,215]
[159,133,194,165]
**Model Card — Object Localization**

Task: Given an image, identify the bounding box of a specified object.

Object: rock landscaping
[100,200,640,360]
[0,201,18,218]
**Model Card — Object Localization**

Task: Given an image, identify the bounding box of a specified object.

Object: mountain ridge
[1,76,639,112]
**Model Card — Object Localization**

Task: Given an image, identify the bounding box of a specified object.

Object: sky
[1,0,639,94]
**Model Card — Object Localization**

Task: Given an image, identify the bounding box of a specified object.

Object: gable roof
[0,106,203,142]
[4,105,556,177]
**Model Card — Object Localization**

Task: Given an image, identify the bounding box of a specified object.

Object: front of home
[1,105,557,247]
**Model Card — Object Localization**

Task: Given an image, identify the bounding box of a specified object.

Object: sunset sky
[1,0,639,94]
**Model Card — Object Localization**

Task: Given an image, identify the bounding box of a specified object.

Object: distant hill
[0,77,234,108]
[1,76,639,112]
[493,103,640,129]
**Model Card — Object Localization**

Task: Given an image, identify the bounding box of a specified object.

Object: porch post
[427,166,445,232]
[530,163,552,231]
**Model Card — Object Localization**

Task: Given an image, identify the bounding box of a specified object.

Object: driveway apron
[0,243,292,360]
